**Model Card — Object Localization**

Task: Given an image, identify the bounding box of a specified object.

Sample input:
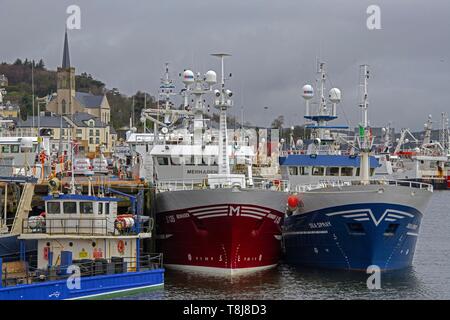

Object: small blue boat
[0,180,164,300]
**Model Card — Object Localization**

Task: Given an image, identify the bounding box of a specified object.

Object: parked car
[92,158,109,175]
[73,158,94,176]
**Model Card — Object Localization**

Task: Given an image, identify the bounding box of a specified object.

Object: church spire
[62,29,71,69]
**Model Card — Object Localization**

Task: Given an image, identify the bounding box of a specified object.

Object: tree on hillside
[271,115,284,129]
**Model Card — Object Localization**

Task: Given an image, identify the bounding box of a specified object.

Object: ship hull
[283,184,432,271]
[155,188,287,275]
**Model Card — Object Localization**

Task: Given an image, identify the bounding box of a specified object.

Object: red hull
[156,203,284,274]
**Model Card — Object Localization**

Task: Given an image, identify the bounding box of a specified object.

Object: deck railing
[155,177,291,192]
[21,217,153,236]
[293,179,433,193]
[1,253,163,288]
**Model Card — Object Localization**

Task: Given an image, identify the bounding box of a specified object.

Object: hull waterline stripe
[67,283,164,300]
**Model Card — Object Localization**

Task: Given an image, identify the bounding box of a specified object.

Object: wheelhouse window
[185,155,195,166]
[105,202,110,215]
[63,202,77,214]
[341,167,353,176]
[47,202,61,214]
[326,167,340,176]
[289,166,298,175]
[312,167,324,176]
[80,202,94,214]
[171,157,181,166]
[299,167,310,175]
[10,145,19,153]
[1,145,10,153]
[157,157,169,166]
[98,203,103,215]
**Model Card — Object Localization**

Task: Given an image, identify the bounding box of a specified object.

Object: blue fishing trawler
[281,63,433,271]
[0,178,164,300]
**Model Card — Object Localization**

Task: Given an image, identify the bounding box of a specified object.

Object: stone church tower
[56,30,75,115]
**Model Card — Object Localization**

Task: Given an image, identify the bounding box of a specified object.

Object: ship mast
[302,61,344,154]
[212,53,232,176]
[358,64,372,184]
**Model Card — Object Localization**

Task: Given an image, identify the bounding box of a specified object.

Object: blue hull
[283,203,423,271]
[0,269,164,300]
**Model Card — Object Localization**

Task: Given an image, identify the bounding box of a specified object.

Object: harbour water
[120,191,450,300]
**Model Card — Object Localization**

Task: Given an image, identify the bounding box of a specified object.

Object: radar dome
[302,85,314,100]
[20,137,34,151]
[205,70,217,85]
[329,88,341,103]
[182,70,195,85]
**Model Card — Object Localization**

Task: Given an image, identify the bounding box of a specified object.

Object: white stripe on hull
[164,263,278,276]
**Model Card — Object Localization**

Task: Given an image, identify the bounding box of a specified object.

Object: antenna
[211,53,231,88]
[358,64,371,184]
[211,53,233,176]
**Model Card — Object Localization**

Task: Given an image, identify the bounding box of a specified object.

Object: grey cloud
[1,0,450,130]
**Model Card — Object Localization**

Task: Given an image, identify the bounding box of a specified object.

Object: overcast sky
[1,0,449,130]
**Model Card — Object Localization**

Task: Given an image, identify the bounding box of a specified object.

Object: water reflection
[119,192,449,300]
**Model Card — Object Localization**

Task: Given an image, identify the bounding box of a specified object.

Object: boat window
[157,157,169,166]
[289,166,298,175]
[346,223,365,235]
[80,202,94,214]
[299,167,310,175]
[356,168,360,176]
[98,202,103,215]
[47,202,61,214]
[105,202,110,215]
[341,167,353,176]
[63,202,77,214]
[185,155,195,166]
[312,167,324,176]
[384,224,399,236]
[171,157,181,166]
[326,167,339,176]
[1,145,10,153]
[10,145,19,153]
[370,168,375,176]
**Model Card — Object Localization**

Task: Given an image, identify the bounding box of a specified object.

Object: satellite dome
[205,70,217,85]
[302,85,314,100]
[329,88,341,103]
[182,70,195,85]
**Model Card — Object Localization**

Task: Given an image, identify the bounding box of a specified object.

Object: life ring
[117,240,125,254]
